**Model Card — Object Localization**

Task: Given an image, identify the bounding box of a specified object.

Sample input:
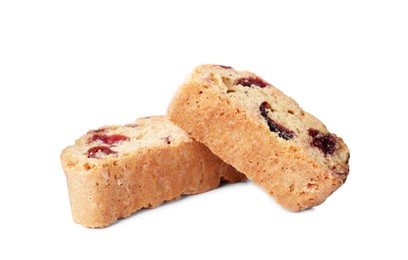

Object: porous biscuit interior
[64,116,191,171]
[196,65,349,178]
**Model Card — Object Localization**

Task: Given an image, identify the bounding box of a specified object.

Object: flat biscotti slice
[61,116,245,227]
[168,65,350,211]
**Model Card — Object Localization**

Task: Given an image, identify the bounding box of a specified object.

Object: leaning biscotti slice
[61,115,245,227]
[168,65,350,211]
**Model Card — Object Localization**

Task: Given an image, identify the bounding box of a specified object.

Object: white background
[1,1,407,259]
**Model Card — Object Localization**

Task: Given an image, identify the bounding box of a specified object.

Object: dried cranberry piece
[88,134,107,144]
[161,135,172,144]
[260,102,294,140]
[308,128,337,155]
[87,128,107,134]
[216,65,233,69]
[105,134,129,145]
[88,134,129,145]
[87,146,116,158]
[93,128,106,133]
[235,77,270,88]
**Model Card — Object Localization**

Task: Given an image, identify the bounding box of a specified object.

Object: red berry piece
[105,134,129,145]
[308,128,337,155]
[87,146,116,158]
[216,65,233,69]
[260,102,294,140]
[87,128,107,134]
[160,135,172,144]
[88,134,129,145]
[87,134,107,144]
[93,128,106,133]
[235,77,270,88]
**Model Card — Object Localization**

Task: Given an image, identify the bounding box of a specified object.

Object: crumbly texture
[61,116,245,228]
[168,65,350,211]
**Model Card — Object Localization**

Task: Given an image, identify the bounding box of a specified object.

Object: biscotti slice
[168,65,350,211]
[61,116,245,227]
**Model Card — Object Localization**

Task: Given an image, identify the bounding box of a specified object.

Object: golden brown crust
[168,65,350,211]
[61,116,245,227]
